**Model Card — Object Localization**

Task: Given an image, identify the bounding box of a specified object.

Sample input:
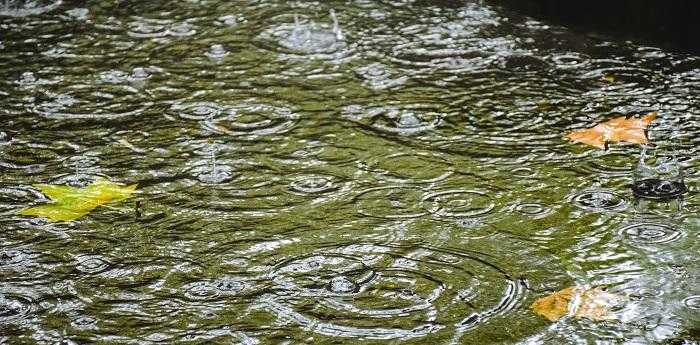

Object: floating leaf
[17,180,137,222]
[531,285,625,322]
[566,112,657,149]
[601,74,616,83]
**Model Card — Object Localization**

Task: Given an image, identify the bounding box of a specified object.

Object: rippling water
[1,0,698,343]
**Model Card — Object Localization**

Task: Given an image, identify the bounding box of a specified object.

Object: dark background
[493,0,699,54]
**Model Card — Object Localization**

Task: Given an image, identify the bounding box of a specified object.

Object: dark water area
[497,0,700,54]
[0,0,699,344]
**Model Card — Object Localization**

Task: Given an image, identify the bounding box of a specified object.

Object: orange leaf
[531,286,625,322]
[566,112,657,149]
[530,287,575,321]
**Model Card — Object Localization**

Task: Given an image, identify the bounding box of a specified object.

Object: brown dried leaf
[566,112,657,149]
[531,286,625,322]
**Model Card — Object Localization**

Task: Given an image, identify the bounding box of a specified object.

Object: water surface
[1,0,698,344]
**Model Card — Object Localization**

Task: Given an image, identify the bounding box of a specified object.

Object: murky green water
[1,0,698,344]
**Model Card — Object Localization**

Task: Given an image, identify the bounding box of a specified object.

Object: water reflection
[0,0,698,343]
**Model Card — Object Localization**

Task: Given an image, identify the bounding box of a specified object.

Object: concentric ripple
[257,12,352,60]
[422,189,495,218]
[261,243,525,340]
[354,186,427,219]
[343,104,444,136]
[354,63,408,90]
[362,152,454,184]
[570,189,626,211]
[620,223,684,245]
[0,293,35,323]
[32,91,152,120]
[71,315,98,330]
[288,175,341,196]
[183,281,220,301]
[513,203,551,217]
[0,186,46,214]
[683,296,700,310]
[172,101,299,139]
[270,254,375,296]
[75,255,112,274]
[0,0,62,17]
[0,249,29,267]
[182,278,247,301]
[631,178,687,200]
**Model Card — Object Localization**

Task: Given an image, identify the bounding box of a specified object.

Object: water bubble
[272,254,374,296]
[456,218,482,228]
[620,223,683,245]
[167,22,196,37]
[216,15,238,27]
[128,67,152,88]
[205,44,229,62]
[422,189,495,218]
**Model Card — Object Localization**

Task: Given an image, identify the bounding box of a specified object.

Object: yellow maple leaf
[17,180,137,222]
[531,286,625,322]
[565,112,657,149]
